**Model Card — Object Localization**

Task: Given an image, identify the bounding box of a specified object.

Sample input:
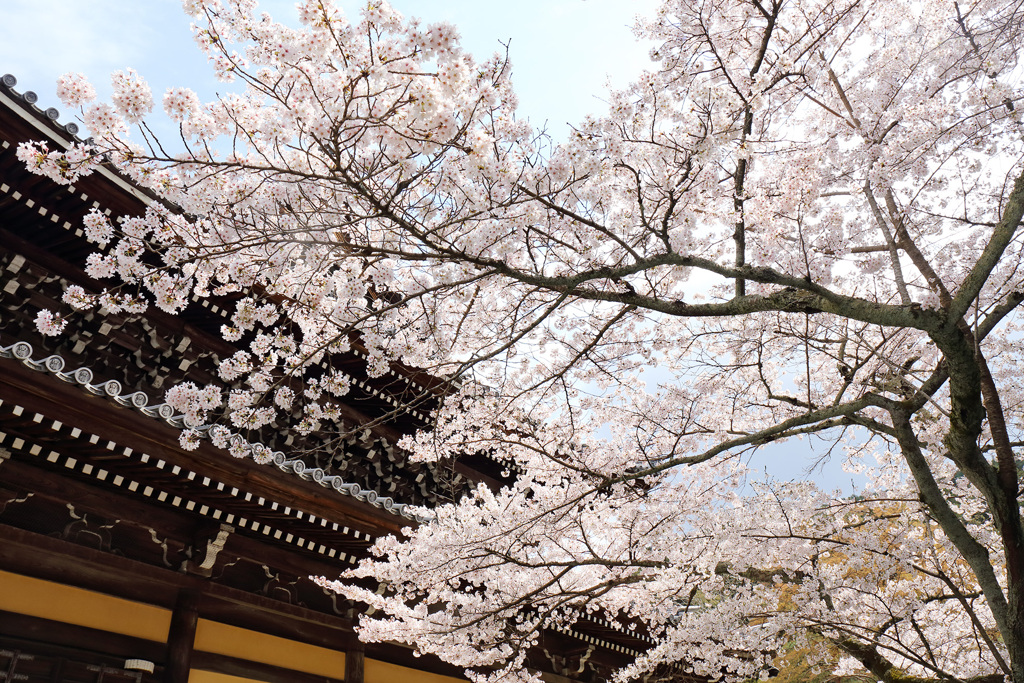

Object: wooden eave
[0,74,467,503]
[0,354,404,538]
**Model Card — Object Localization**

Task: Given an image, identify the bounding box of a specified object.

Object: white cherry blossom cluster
[15,140,97,185]
[19,0,1024,680]
[165,382,223,425]
[34,309,66,337]
[109,69,153,123]
[162,86,201,121]
[55,72,96,108]
[82,209,114,246]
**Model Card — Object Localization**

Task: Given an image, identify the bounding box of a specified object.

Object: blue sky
[1,0,659,143]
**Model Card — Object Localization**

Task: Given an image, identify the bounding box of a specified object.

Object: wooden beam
[345,645,364,683]
[361,642,467,681]
[0,524,358,650]
[0,457,198,539]
[0,610,165,662]
[197,594,357,651]
[0,635,161,682]
[192,651,344,683]
[1,453,368,579]
[0,613,350,683]
[0,523,191,608]
[165,590,200,683]
[225,529,358,581]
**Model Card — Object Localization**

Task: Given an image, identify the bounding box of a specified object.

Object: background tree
[21,0,1024,680]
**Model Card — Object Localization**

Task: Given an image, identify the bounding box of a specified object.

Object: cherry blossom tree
[20,0,1024,681]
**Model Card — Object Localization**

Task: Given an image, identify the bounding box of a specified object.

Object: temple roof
[0,72,680,682]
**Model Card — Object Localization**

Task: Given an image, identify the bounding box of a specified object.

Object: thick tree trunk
[892,317,1024,682]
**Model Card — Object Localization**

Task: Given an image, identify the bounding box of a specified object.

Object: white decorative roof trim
[0,79,154,206]
[0,339,432,524]
[0,416,357,563]
[551,624,641,658]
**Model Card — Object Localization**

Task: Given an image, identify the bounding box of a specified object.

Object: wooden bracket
[183,523,233,577]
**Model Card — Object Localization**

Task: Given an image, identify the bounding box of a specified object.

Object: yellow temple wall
[0,569,464,683]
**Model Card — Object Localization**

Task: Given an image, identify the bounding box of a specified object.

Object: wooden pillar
[164,589,200,683]
[345,645,365,683]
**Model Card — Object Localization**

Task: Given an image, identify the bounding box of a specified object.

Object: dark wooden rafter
[0,357,405,538]
[0,254,460,508]
[0,398,382,561]
[0,451,367,615]
[0,168,459,510]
